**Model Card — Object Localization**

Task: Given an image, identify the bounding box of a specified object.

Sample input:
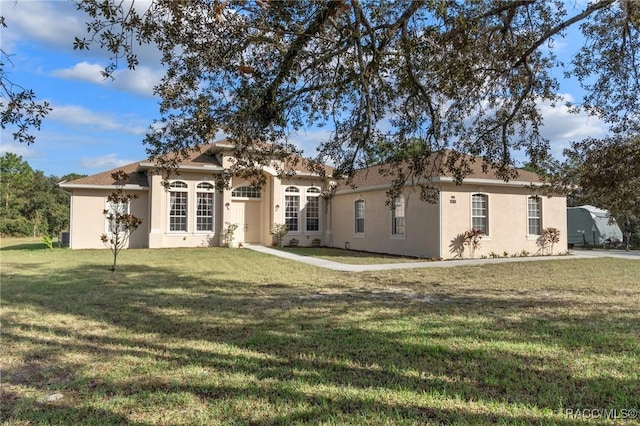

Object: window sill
[391,234,406,240]
[353,233,366,238]
[526,235,541,241]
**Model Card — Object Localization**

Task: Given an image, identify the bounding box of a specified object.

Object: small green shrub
[41,235,54,250]
[462,229,483,259]
[271,223,288,247]
[542,227,561,255]
[224,222,239,246]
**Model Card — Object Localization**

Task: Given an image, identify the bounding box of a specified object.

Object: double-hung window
[471,194,488,234]
[169,181,188,231]
[105,199,129,234]
[392,196,405,235]
[527,196,542,235]
[285,186,300,232]
[306,187,320,232]
[196,182,214,232]
[355,200,365,234]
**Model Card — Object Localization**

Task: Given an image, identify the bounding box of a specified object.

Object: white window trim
[104,199,130,235]
[168,181,189,233]
[470,193,490,237]
[284,186,301,234]
[391,196,406,239]
[526,195,542,239]
[231,186,262,200]
[354,199,365,237]
[305,187,322,234]
[195,182,215,234]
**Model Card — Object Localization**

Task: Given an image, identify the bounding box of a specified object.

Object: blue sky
[1,0,608,178]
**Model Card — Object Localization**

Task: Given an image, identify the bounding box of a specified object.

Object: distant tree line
[0,152,84,237]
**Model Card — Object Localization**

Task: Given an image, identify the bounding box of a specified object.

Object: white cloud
[537,94,608,156]
[51,62,106,84]
[79,153,135,170]
[47,103,150,136]
[51,62,162,96]
[0,141,38,158]
[111,67,163,96]
[288,129,333,156]
[5,1,164,89]
[1,1,84,50]
[48,104,121,131]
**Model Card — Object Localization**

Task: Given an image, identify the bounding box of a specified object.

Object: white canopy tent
[567,205,623,247]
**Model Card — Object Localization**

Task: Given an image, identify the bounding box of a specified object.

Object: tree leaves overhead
[556,135,640,224]
[1,18,51,145]
[73,0,638,195]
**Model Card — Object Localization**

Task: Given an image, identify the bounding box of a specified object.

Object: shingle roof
[60,141,333,187]
[60,143,223,187]
[339,152,542,190]
[60,161,149,187]
[62,142,532,190]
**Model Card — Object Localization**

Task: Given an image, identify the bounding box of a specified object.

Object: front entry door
[230,201,262,243]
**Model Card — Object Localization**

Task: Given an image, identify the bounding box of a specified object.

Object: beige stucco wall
[68,188,149,249]
[330,188,441,258]
[147,172,221,248]
[68,153,568,257]
[328,183,567,259]
[439,183,567,259]
[273,177,327,247]
[68,164,330,249]
[224,175,273,245]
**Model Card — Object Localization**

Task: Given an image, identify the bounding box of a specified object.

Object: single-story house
[60,140,567,259]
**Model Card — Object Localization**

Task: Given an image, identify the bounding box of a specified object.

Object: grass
[274,246,427,264]
[1,238,639,425]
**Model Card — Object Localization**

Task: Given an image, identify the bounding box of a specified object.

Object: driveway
[569,248,640,260]
[247,245,639,272]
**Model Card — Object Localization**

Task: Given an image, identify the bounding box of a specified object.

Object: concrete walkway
[246,245,640,272]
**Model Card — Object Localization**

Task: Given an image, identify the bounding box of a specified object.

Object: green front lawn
[275,246,427,264]
[1,243,639,424]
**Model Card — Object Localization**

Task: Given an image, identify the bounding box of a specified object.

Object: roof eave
[431,176,544,187]
[137,162,224,173]
[58,183,149,191]
[335,176,544,195]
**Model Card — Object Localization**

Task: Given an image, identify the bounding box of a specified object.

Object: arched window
[231,186,261,198]
[355,199,365,234]
[196,182,214,232]
[471,193,488,234]
[285,186,300,231]
[527,196,542,235]
[306,187,320,232]
[169,181,188,231]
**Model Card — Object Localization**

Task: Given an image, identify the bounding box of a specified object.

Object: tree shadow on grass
[0,242,50,251]
[3,324,616,425]
[2,261,639,424]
